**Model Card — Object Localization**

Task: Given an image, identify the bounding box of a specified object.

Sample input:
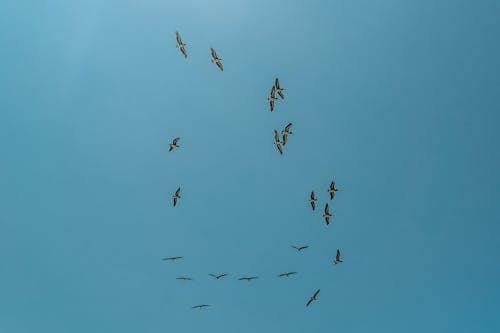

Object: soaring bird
[192,304,210,309]
[277,271,297,278]
[210,48,223,71]
[268,85,278,112]
[274,78,285,99]
[238,276,258,282]
[323,203,332,225]
[281,122,293,145]
[162,256,183,261]
[333,249,343,265]
[309,191,317,210]
[169,137,180,151]
[209,273,228,280]
[176,277,193,281]
[173,187,181,207]
[306,289,320,307]
[328,181,339,200]
[291,245,309,251]
[274,130,283,155]
[175,31,187,58]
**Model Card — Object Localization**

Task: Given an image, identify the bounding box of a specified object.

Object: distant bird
[268,85,278,112]
[210,48,223,71]
[281,122,293,145]
[175,31,187,58]
[274,78,285,99]
[192,304,210,309]
[333,249,343,265]
[274,130,283,155]
[238,276,258,282]
[173,187,181,207]
[323,203,332,225]
[209,273,228,280]
[291,245,309,251]
[162,256,183,261]
[176,277,193,281]
[306,289,320,307]
[277,271,297,278]
[328,181,339,200]
[309,191,317,210]
[169,137,180,151]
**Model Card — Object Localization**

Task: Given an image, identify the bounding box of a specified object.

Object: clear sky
[1,0,500,332]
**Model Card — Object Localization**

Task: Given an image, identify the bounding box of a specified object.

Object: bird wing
[176,31,182,44]
[269,99,274,112]
[169,145,174,152]
[325,216,330,225]
[209,274,217,278]
[173,197,177,206]
[310,200,315,210]
[313,289,320,299]
[277,89,285,99]
[285,123,292,131]
[299,246,309,251]
[175,187,181,196]
[173,137,180,145]
[277,143,283,155]
[336,249,341,261]
[306,298,313,307]
[330,191,334,200]
[180,46,187,58]
[216,60,223,71]
[311,191,315,200]
[274,130,280,142]
[275,78,280,89]
[282,133,288,145]
[210,48,217,59]
[270,85,276,96]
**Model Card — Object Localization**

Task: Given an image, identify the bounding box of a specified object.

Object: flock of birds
[164,32,345,310]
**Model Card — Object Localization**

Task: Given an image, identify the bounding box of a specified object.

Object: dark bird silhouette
[328,181,339,200]
[291,245,309,251]
[274,78,285,99]
[175,32,187,58]
[162,256,183,261]
[173,187,181,207]
[169,137,180,151]
[281,122,293,145]
[238,276,258,282]
[323,203,332,225]
[176,277,193,281]
[309,191,317,210]
[274,130,283,155]
[268,85,278,112]
[192,304,210,309]
[210,48,223,71]
[209,273,228,280]
[333,249,343,265]
[277,271,297,278]
[306,289,320,307]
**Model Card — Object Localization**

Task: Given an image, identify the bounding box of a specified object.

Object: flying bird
[173,187,181,207]
[328,181,339,200]
[306,289,320,307]
[268,85,278,112]
[210,48,223,71]
[309,191,317,210]
[176,277,193,281]
[277,271,297,278]
[291,245,309,251]
[274,130,283,155]
[333,249,343,265]
[238,276,258,282]
[169,137,180,151]
[192,304,210,309]
[281,123,293,145]
[274,78,285,99]
[209,273,228,280]
[162,256,183,261]
[323,203,332,225]
[175,31,187,58]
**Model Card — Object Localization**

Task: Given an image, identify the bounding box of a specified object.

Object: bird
[333,249,343,265]
[277,271,297,278]
[328,181,339,200]
[274,78,285,99]
[291,245,309,251]
[176,277,193,281]
[162,256,183,261]
[323,203,332,225]
[274,130,283,155]
[192,304,210,309]
[306,289,320,307]
[281,122,293,145]
[268,85,278,112]
[175,31,187,58]
[210,48,223,71]
[173,187,181,207]
[238,276,258,282]
[209,273,228,280]
[309,191,317,210]
[169,137,180,151]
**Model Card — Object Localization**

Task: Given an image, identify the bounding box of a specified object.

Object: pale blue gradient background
[1,0,500,332]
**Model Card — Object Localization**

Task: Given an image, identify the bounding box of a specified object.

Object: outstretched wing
[285,123,292,131]
[176,31,182,44]
[210,47,217,59]
[277,89,284,99]
[277,143,283,155]
[173,137,180,145]
[324,203,329,214]
[180,46,187,58]
[311,200,315,210]
[269,99,275,112]
[299,246,309,251]
[275,78,280,89]
[175,187,181,196]
[282,133,288,145]
[216,60,223,71]
[336,249,341,261]
[313,289,320,299]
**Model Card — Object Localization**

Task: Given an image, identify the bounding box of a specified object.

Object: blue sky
[1,0,500,332]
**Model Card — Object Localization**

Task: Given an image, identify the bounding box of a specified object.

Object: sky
[1,0,500,332]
